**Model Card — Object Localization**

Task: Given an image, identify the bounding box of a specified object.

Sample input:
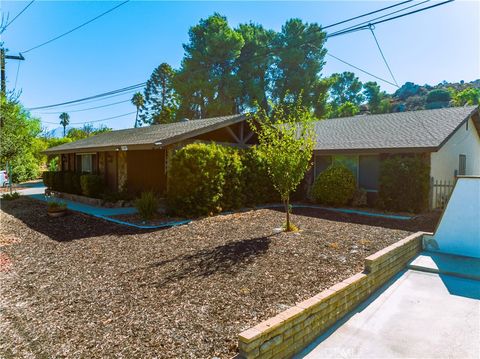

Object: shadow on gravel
[271,206,440,233]
[144,235,274,287]
[1,197,153,241]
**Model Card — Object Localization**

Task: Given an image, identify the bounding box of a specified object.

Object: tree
[363,81,383,113]
[141,63,178,125]
[131,92,144,127]
[249,99,315,231]
[67,124,111,141]
[452,87,480,106]
[425,89,451,109]
[272,18,327,112]
[59,112,70,137]
[235,23,275,112]
[175,13,244,119]
[336,101,360,117]
[0,97,42,185]
[329,72,364,114]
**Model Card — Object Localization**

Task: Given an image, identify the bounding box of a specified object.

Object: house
[45,106,480,208]
[44,114,254,194]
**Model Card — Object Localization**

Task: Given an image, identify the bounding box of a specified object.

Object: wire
[1,0,35,32]
[41,111,136,125]
[369,25,398,87]
[37,99,131,114]
[328,0,454,39]
[27,82,145,110]
[327,0,430,37]
[22,0,130,53]
[13,61,22,90]
[327,52,399,88]
[322,0,413,30]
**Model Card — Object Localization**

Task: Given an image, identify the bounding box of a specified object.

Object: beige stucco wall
[430,117,480,181]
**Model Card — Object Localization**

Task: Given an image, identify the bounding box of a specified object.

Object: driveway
[297,266,480,358]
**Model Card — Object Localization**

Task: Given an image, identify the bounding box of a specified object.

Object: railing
[430,177,454,210]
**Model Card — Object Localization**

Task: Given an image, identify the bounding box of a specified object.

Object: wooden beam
[226,126,241,143]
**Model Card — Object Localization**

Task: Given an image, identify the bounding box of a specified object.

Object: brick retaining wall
[237,231,428,359]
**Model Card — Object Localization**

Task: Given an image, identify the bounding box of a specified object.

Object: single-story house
[45,106,480,208]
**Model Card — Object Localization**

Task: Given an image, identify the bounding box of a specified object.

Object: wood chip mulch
[0,197,439,359]
[110,213,186,227]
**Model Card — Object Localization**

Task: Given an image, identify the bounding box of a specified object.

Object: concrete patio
[297,264,480,359]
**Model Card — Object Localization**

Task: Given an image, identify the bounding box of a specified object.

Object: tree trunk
[63,125,66,137]
[285,195,290,232]
[134,108,139,128]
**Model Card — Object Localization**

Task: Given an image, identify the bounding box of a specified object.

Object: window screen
[459,154,466,176]
[359,155,380,190]
[81,155,93,173]
[314,155,332,178]
[333,155,358,179]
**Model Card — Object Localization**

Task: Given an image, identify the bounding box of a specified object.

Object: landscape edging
[237,231,428,359]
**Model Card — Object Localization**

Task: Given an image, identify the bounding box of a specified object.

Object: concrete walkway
[296,268,480,358]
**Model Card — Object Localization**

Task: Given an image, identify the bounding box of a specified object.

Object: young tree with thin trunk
[59,112,70,137]
[249,99,315,232]
[131,92,144,127]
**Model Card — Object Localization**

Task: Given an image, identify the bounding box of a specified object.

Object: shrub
[2,192,20,200]
[135,191,158,220]
[310,163,356,206]
[80,174,104,198]
[242,147,277,206]
[351,188,368,207]
[378,155,430,213]
[42,171,54,189]
[53,171,64,192]
[167,143,228,217]
[221,146,245,210]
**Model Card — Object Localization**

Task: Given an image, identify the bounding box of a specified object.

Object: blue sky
[2,0,479,131]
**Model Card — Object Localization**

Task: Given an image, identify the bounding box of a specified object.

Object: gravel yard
[0,197,438,358]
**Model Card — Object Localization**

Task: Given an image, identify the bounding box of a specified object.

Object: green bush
[311,163,356,206]
[2,192,20,201]
[221,147,245,210]
[167,143,228,217]
[42,171,54,189]
[53,171,64,192]
[135,191,158,220]
[80,174,104,198]
[242,147,277,206]
[378,155,430,213]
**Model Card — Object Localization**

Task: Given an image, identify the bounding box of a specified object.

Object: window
[359,155,380,191]
[314,155,332,178]
[459,154,466,176]
[77,154,93,173]
[333,155,358,180]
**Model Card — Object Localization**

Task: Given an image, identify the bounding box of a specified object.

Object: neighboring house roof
[45,114,246,153]
[313,106,479,153]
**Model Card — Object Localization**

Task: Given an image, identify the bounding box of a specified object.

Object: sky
[1,0,479,132]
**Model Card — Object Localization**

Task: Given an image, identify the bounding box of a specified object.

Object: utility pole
[0,48,25,98]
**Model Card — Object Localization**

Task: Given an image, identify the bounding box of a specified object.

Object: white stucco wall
[430,116,480,182]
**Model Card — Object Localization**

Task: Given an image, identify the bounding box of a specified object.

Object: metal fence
[430,178,455,210]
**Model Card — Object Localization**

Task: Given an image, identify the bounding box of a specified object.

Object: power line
[27,82,145,110]
[22,0,130,53]
[38,99,130,114]
[322,0,413,30]
[328,0,454,38]
[327,0,430,37]
[13,61,21,90]
[1,0,35,32]
[41,111,136,125]
[327,52,399,88]
[368,25,398,87]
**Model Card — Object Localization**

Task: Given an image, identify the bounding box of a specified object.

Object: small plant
[47,201,67,211]
[135,191,158,220]
[2,192,20,201]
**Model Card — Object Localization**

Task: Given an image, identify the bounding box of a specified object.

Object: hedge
[378,155,430,213]
[43,171,104,199]
[166,143,277,217]
[310,163,356,206]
